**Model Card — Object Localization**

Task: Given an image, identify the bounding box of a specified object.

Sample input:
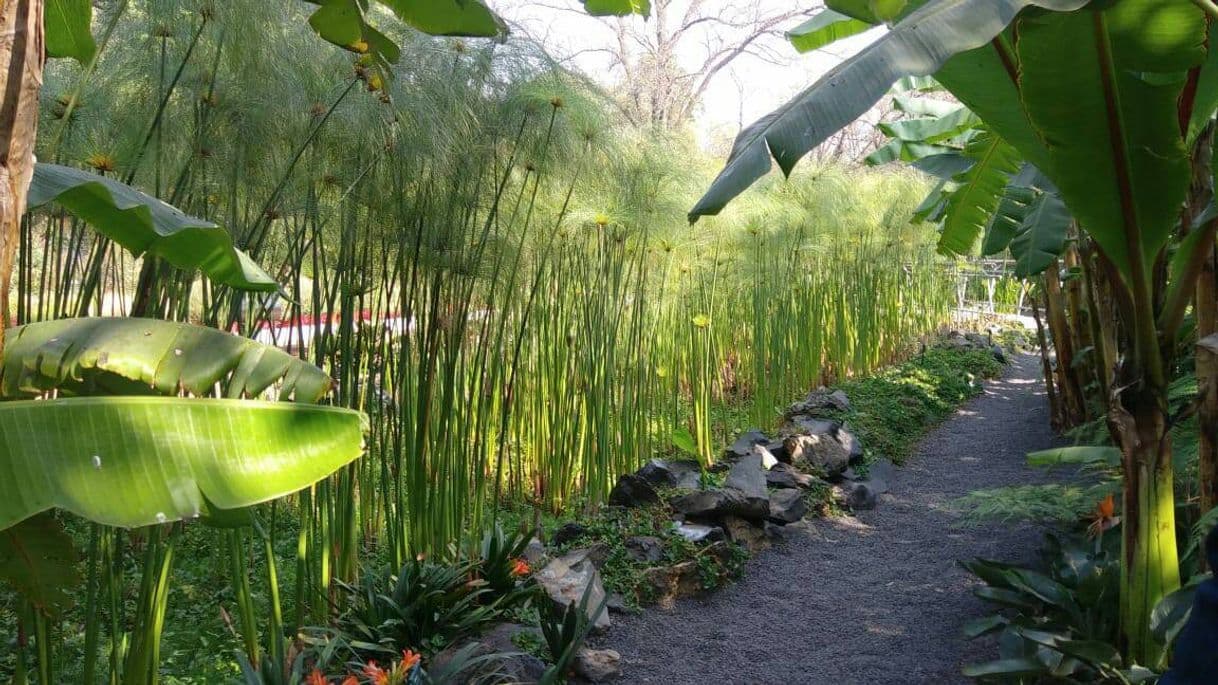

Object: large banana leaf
[306,0,402,70]
[0,514,80,616]
[0,397,364,531]
[787,10,873,53]
[981,184,1036,256]
[878,107,979,143]
[378,0,502,37]
[1010,191,1070,278]
[1015,6,1204,282]
[689,0,1088,221]
[937,133,1022,255]
[581,0,650,16]
[28,164,278,293]
[1,318,333,402]
[45,0,96,63]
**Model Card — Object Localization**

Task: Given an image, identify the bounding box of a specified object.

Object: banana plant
[693,0,1218,666]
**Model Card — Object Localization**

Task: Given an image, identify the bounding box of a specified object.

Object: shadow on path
[601,354,1063,684]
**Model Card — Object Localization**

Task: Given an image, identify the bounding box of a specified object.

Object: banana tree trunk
[1113,384,1180,666]
[1031,292,1063,430]
[1044,263,1086,426]
[0,0,45,360]
[1199,258,1218,523]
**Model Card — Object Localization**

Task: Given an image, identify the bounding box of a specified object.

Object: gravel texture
[599,354,1063,684]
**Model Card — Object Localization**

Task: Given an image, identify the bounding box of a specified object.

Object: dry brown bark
[0,0,44,359]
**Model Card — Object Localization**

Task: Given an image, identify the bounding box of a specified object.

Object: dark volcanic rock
[608,474,660,508]
[552,522,588,547]
[726,429,770,459]
[624,536,665,564]
[636,458,702,490]
[768,488,808,524]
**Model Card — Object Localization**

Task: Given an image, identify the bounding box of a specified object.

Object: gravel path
[600,353,1063,684]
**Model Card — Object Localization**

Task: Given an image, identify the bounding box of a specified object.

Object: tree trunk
[1031,292,1062,430]
[0,0,44,359]
[1044,263,1086,426]
[1113,385,1180,666]
[1198,245,1218,526]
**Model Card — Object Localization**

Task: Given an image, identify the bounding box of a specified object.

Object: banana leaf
[28,163,278,293]
[0,396,365,531]
[1,317,332,402]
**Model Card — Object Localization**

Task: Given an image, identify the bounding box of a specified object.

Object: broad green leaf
[938,133,1022,256]
[787,10,873,54]
[981,184,1035,255]
[28,164,278,293]
[2,318,333,402]
[933,40,1052,173]
[1187,28,1218,145]
[0,397,365,531]
[961,657,1045,678]
[582,0,650,16]
[307,0,402,69]
[689,0,1088,221]
[892,95,963,118]
[1150,579,1200,646]
[865,140,954,166]
[1016,8,1201,281]
[827,0,907,24]
[378,0,503,37]
[1010,191,1070,278]
[671,427,698,457]
[911,152,974,179]
[878,107,979,143]
[0,514,80,616]
[963,614,1007,639]
[45,0,96,63]
[1026,445,1121,467]
[973,586,1039,612]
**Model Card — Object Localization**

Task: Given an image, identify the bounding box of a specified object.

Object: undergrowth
[829,347,1004,464]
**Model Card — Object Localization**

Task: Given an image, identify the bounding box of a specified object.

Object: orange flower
[1088,494,1120,538]
[363,661,390,685]
[306,669,327,685]
[511,558,531,577]
[400,649,422,671]
[340,678,358,685]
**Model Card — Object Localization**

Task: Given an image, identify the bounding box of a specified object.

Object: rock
[785,387,851,416]
[607,474,660,508]
[605,592,631,614]
[725,429,770,459]
[752,443,779,469]
[766,439,790,463]
[672,521,725,543]
[764,521,785,541]
[430,623,547,684]
[766,462,816,489]
[991,344,1007,363]
[574,648,622,683]
[722,515,769,554]
[624,536,665,563]
[768,488,807,524]
[786,416,840,437]
[725,454,768,498]
[643,561,701,608]
[552,522,588,547]
[535,549,610,631]
[669,486,769,521]
[636,458,702,490]
[842,481,878,510]
[784,433,850,477]
[836,466,859,483]
[523,537,547,566]
[838,425,864,465]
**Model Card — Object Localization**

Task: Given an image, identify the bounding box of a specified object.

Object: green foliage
[830,347,1003,463]
[786,11,873,54]
[539,582,607,685]
[45,0,96,63]
[953,484,1116,527]
[0,515,80,617]
[28,164,278,293]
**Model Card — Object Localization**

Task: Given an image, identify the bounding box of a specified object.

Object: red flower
[1088,494,1120,538]
[306,669,327,685]
[511,558,531,577]
[340,677,359,685]
[363,661,390,685]
[400,649,422,671]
